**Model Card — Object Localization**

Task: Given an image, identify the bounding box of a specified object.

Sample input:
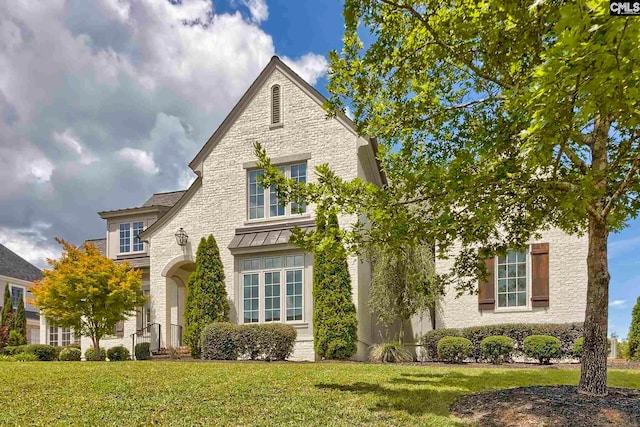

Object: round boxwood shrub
[573,337,612,360]
[481,335,514,364]
[59,347,82,361]
[201,322,240,360]
[85,347,107,361]
[135,342,151,360]
[437,336,473,363]
[523,335,562,364]
[107,345,130,361]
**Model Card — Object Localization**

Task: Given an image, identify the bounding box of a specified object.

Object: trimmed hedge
[59,347,82,361]
[422,323,583,361]
[5,344,60,361]
[437,337,473,363]
[135,342,151,360]
[573,337,611,359]
[523,335,562,364]
[107,345,130,361]
[480,336,514,364]
[85,347,107,361]
[201,322,297,361]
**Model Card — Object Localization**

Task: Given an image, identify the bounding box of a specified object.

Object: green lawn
[1,362,640,426]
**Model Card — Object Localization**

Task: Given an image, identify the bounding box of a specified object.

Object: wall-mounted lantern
[175,228,188,247]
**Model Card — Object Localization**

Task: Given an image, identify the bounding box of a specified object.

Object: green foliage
[523,335,562,364]
[312,208,358,360]
[4,345,26,355]
[13,298,26,345]
[368,342,413,363]
[1,285,12,327]
[107,345,130,361]
[618,340,631,360]
[573,337,611,359]
[184,235,230,358]
[20,344,60,361]
[422,323,583,362]
[31,239,145,356]
[58,347,82,361]
[134,343,151,361]
[629,297,640,360]
[437,337,472,363]
[368,244,441,342]
[480,336,514,365]
[85,347,107,361]
[0,355,13,362]
[13,352,38,362]
[8,330,25,346]
[201,322,297,361]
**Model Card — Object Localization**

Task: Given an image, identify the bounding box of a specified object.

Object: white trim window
[119,221,145,253]
[9,284,25,309]
[241,254,304,324]
[496,249,528,308]
[48,324,75,346]
[247,163,307,220]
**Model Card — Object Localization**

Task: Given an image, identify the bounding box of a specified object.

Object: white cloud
[244,0,269,23]
[283,53,328,86]
[609,299,627,308]
[0,223,61,269]
[53,129,98,165]
[609,236,640,260]
[117,148,160,175]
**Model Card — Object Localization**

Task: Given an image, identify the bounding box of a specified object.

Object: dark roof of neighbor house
[143,190,187,207]
[84,238,107,256]
[0,243,43,282]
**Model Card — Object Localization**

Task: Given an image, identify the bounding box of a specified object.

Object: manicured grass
[1,362,640,426]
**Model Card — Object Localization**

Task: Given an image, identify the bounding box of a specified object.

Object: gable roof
[143,190,186,207]
[188,56,385,185]
[0,243,42,282]
[84,238,107,256]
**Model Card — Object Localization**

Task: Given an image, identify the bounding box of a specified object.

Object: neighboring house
[0,244,42,344]
[77,56,588,360]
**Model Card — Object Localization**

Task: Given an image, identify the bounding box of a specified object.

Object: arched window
[271,85,281,125]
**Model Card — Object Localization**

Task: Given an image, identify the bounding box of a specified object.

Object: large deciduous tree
[30,239,145,355]
[258,1,640,395]
[183,235,230,358]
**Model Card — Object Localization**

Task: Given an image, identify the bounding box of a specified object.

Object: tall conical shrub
[14,297,26,343]
[629,297,640,360]
[184,235,230,357]
[312,208,358,359]
[1,285,12,327]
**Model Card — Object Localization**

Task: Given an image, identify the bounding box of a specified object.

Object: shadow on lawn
[315,368,579,424]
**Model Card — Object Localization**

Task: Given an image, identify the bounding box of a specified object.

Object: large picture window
[120,221,145,253]
[241,254,304,324]
[247,163,307,220]
[496,249,528,308]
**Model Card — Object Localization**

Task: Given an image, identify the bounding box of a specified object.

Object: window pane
[132,222,144,251]
[286,268,303,321]
[517,263,526,277]
[286,255,304,267]
[497,279,507,293]
[497,265,506,278]
[498,294,506,308]
[517,292,527,306]
[507,250,517,263]
[264,271,280,322]
[507,279,516,292]
[290,163,307,213]
[11,286,23,309]
[242,259,260,271]
[243,273,259,323]
[49,325,58,346]
[507,293,516,307]
[264,257,282,269]
[248,170,265,219]
[120,223,131,253]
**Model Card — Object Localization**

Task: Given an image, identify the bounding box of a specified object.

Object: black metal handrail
[170,324,183,348]
[131,323,161,358]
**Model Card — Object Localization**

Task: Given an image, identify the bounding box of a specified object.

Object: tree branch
[603,153,640,218]
[379,0,512,89]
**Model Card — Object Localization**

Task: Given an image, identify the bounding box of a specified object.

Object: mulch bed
[452,385,640,427]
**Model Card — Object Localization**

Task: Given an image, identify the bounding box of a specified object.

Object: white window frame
[47,323,77,346]
[9,284,25,309]
[494,247,531,311]
[119,221,145,255]
[246,163,307,221]
[240,254,305,324]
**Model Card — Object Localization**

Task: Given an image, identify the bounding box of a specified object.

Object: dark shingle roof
[85,238,107,256]
[0,244,42,282]
[143,191,186,207]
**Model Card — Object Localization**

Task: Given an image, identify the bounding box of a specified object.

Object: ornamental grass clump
[369,342,413,363]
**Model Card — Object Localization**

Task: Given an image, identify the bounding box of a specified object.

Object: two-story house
[56,57,588,360]
[0,243,43,344]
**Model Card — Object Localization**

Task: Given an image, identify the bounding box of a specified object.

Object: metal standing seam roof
[228,220,315,250]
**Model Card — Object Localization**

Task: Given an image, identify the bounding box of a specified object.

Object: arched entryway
[162,256,195,348]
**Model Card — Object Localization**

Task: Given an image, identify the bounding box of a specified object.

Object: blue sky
[0,0,637,337]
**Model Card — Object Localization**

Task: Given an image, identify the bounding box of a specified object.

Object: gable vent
[271,85,281,125]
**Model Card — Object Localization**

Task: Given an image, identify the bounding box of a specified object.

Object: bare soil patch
[452,385,640,427]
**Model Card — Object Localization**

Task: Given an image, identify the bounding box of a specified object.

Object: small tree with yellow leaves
[30,239,145,356]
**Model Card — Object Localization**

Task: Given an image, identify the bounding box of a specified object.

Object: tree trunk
[577,215,610,396]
